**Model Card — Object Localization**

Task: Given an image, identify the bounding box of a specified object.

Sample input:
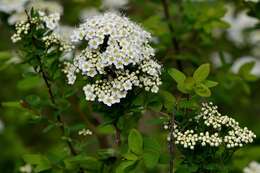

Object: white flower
[231,56,260,77]
[167,102,256,150]
[80,8,100,21]
[223,5,258,45]
[78,128,93,136]
[27,0,63,15]
[0,0,28,14]
[244,161,260,173]
[102,0,128,9]
[244,0,259,2]
[40,12,60,30]
[64,12,162,106]
[19,164,32,173]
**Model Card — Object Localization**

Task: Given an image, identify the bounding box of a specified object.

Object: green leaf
[116,160,137,173]
[97,124,115,135]
[168,68,186,83]
[204,80,218,88]
[23,154,51,172]
[17,76,42,90]
[193,63,210,82]
[123,152,138,161]
[143,150,160,169]
[1,101,22,108]
[238,62,258,81]
[184,77,195,91]
[143,137,161,169]
[160,90,176,112]
[65,155,101,171]
[0,51,11,60]
[239,62,255,75]
[194,83,211,97]
[128,129,143,155]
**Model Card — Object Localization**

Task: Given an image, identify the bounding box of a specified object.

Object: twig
[161,0,183,71]
[36,57,78,156]
[169,108,176,173]
[114,125,121,146]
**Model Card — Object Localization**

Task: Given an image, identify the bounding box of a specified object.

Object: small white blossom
[64,12,162,106]
[0,0,28,14]
[19,164,32,173]
[78,128,93,136]
[102,0,128,9]
[244,161,260,173]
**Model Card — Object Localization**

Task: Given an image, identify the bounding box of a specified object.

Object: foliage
[0,0,260,173]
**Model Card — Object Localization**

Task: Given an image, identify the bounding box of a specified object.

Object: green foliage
[0,0,259,173]
[168,63,217,97]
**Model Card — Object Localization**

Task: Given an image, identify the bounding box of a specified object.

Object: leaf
[194,83,211,97]
[184,77,195,91]
[123,152,138,161]
[23,154,51,172]
[65,155,101,171]
[143,137,161,169]
[128,129,143,155]
[168,68,186,83]
[0,51,11,60]
[97,124,115,135]
[116,160,137,173]
[193,63,210,82]
[17,76,42,90]
[204,80,218,88]
[1,101,22,108]
[160,90,176,112]
[238,62,258,81]
[143,150,160,169]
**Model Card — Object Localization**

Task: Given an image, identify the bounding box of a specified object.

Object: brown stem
[169,108,176,173]
[36,57,78,156]
[114,125,121,146]
[161,0,183,71]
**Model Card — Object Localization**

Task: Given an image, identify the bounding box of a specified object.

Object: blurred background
[0,0,260,172]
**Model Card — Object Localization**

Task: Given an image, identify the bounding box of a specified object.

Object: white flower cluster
[165,102,256,150]
[42,33,73,52]
[64,12,162,106]
[11,11,73,52]
[244,161,260,173]
[39,12,60,30]
[11,21,31,43]
[244,0,259,2]
[0,0,28,14]
[78,128,93,136]
[19,164,32,173]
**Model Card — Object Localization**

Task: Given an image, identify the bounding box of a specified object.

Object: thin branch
[161,0,183,71]
[36,57,78,156]
[169,108,176,173]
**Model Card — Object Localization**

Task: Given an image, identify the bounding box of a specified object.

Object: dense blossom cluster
[11,11,73,52]
[165,102,256,150]
[243,161,260,173]
[64,12,162,106]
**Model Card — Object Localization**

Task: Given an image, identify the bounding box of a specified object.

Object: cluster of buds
[11,10,72,52]
[64,12,162,106]
[165,102,256,150]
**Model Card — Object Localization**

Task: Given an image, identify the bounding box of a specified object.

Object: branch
[169,108,176,173]
[161,0,183,71]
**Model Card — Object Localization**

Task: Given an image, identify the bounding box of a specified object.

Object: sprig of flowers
[165,102,256,150]
[63,12,162,106]
[11,10,73,52]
